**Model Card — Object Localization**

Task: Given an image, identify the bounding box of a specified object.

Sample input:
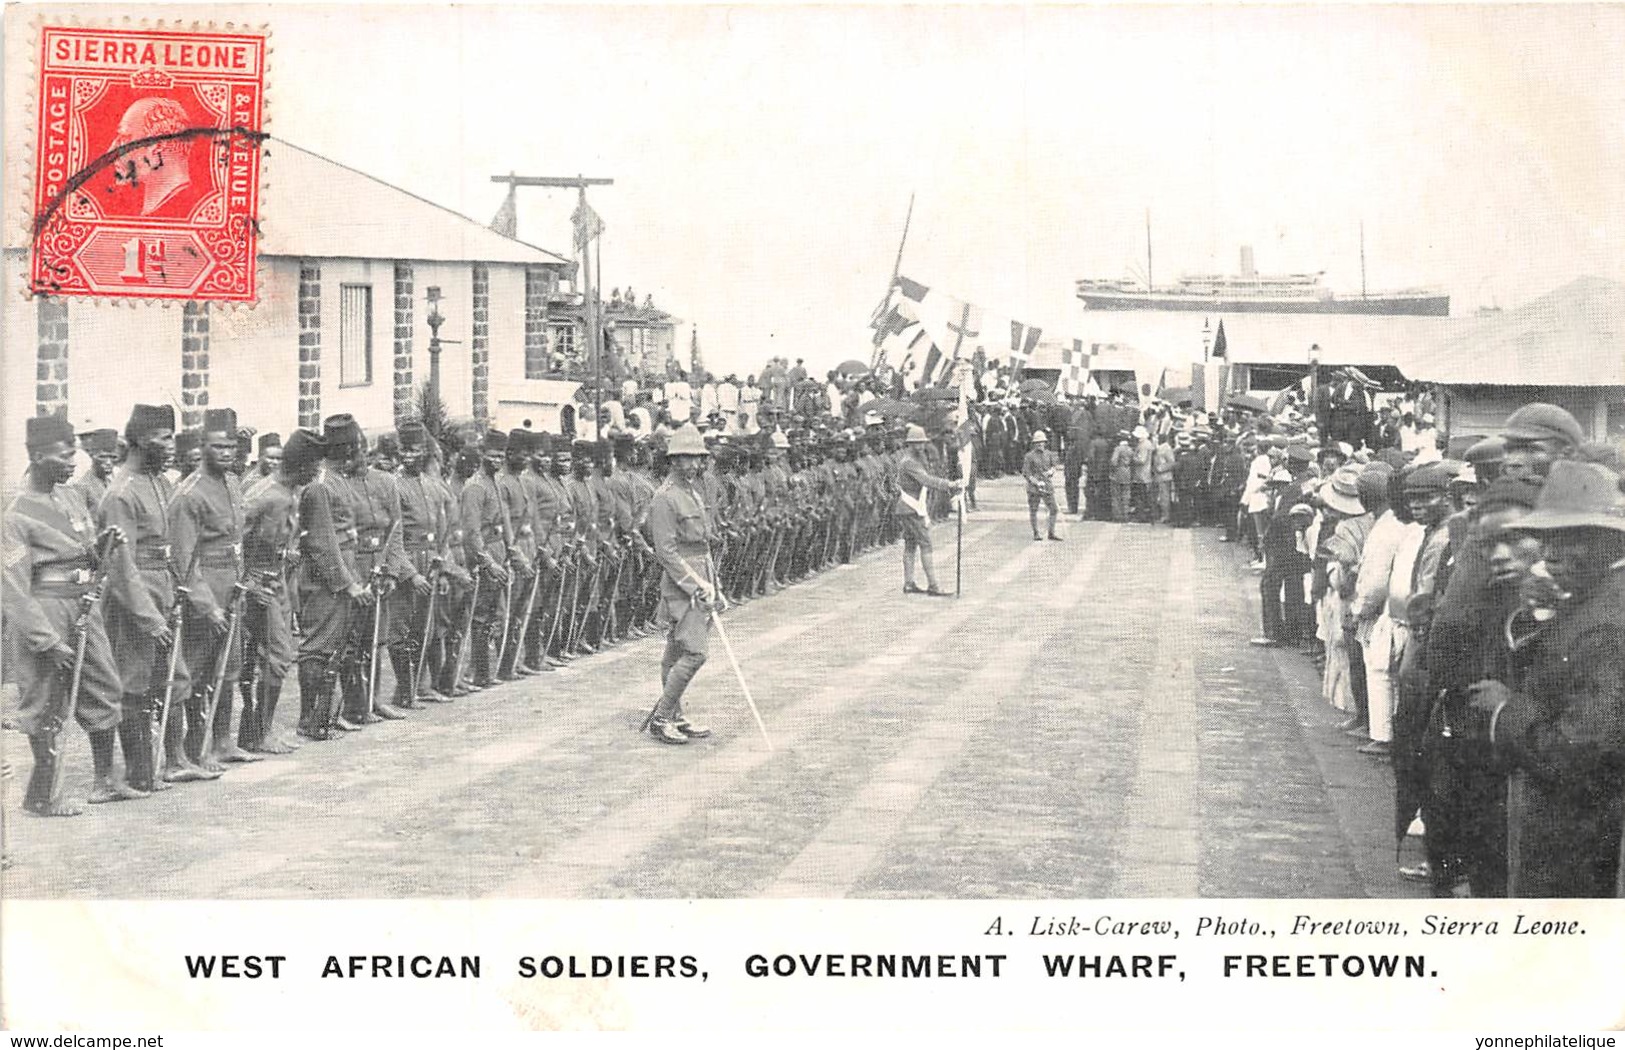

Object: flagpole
[870,193,917,369]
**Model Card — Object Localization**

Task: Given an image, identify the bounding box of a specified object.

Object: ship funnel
[1239,246,1256,277]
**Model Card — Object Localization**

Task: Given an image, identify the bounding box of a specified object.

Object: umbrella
[836,359,870,377]
[1021,388,1057,405]
[912,386,960,404]
[1019,377,1052,395]
[795,377,823,390]
[1228,393,1268,413]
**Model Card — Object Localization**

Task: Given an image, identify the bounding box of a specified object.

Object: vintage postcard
[2,2,1624,1036]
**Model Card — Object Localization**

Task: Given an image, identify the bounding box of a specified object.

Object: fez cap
[323,414,362,448]
[484,429,509,451]
[397,420,427,446]
[174,430,202,456]
[81,428,119,453]
[202,408,237,435]
[374,433,400,457]
[125,404,176,442]
[1356,464,1393,505]
[282,428,325,471]
[258,432,282,452]
[1501,403,1584,448]
[26,415,75,450]
[507,428,532,453]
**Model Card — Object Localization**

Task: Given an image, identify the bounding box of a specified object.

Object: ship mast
[1145,209,1153,292]
[1360,220,1367,300]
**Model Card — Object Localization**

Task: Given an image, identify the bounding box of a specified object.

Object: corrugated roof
[1404,276,1625,387]
[256,139,568,266]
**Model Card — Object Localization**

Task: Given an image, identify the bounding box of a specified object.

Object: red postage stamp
[30,25,267,302]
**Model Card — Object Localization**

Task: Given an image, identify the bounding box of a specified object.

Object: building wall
[408,260,475,422]
[487,265,527,389]
[1438,384,1623,445]
[209,257,302,438]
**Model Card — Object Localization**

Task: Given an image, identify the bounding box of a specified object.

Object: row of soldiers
[4,405,924,815]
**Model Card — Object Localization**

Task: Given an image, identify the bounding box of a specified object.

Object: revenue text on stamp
[29,24,266,302]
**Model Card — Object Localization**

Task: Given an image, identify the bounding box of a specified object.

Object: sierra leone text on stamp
[30,25,266,302]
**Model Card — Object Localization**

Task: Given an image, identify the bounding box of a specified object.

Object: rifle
[366,517,403,714]
[599,540,630,645]
[493,546,518,674]
[541,545,574,661]
[197,574,252,759]
[412,554,444,699]
[570,543,606,653]
[152,542,204,781]
[45,529,124,809]
[451,566,481,689]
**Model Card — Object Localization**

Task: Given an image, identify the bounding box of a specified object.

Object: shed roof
[257,139,568,266]
[1403,276,1625,387]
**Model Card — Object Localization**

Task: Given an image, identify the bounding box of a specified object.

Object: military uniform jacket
[1021,448,1057,494]
[461,472,512,569]
[336,467,411,581]
[539,472,577,554]
[242,473,299,577]
[588,474,620,540]
[521,471,561,559]
[298,467,361,594]
[648,477,718,599]
[565,476,600,548]
[893,451,953,520]
[4,484,104,655]
[170,469,248,618]
[395,471,448,578]
[68,470,110,519]
[99,464,176,635]
[498,470,537,565]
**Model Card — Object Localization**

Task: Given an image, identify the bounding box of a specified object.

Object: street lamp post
[1308,342,1323,427]
[426,286,445,400]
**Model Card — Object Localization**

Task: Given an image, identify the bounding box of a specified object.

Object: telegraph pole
[490,174,614,435]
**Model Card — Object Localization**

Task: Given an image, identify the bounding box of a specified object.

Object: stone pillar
[180,302,211,428]
[524,267,548,379]
[393,262,414,423]
[35,298,70,418]
[471,263,490,425]
[298,261,322,429]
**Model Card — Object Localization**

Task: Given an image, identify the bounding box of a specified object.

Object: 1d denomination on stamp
[30,24,267,302]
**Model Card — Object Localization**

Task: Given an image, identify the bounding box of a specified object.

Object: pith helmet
[1032,430,1048,444]
[904,424,929,444]
[770,430,790,450]
[667,424,709,457]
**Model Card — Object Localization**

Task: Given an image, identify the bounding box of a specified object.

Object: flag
[870,275,930,346]
[1057,338,1094,397]
[920,344,945,386]
[572,199,605,250]
[940,299,983,360]
[1211,319,1227,359]
[1008,320,1041,378]
[490,184,517,238]
[880,322,934,371]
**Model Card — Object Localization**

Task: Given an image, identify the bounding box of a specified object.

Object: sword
[452,566,482,690]
[197,575,250,761]
[412,556,443,698]
[366,517,402,713]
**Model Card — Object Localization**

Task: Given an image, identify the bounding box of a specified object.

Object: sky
[12,4,1625,379]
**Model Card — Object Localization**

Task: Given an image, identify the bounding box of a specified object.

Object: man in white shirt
[717,376,739,416]
[699,380,719,421]
[665,375,693,423]
[740,377,762,429]
[1241,438,1283,567]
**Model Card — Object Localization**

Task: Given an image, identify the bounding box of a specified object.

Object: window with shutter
[340,284,373,387]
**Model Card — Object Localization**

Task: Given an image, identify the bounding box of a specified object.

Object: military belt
[33,565,93,587]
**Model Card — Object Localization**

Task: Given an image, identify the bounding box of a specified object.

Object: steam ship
[1077,246,1449,316]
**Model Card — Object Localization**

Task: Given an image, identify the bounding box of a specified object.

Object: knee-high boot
[119,704,157,793]
[390,645,418,709]
[471,624,494,687]
[298,662,332,741]
[254,672,295,753]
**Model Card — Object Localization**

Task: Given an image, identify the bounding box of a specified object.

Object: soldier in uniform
[563,439,602,656]
[332,424,411,723]
[295,416,372,740]
[5,415,138,812]
[238,427,321,754]
[170,407,256,772]
[520,433,565,672]
[460,430,514,686]
[69,428,120,517]
[425,437,474,698]
[495,429,538,680]
[893,423,965,596]
[254,433,282,481]
[1022,430,1062,541]
[645,424,718,745]
[100,404,187,789]
[388,421,445,706]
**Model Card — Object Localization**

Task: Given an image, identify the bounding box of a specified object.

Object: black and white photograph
[3,2,1624,1034]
